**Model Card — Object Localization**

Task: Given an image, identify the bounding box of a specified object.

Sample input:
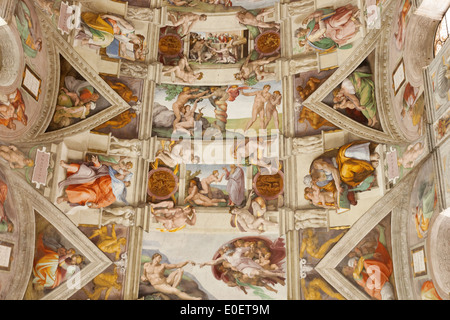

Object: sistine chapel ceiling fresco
[0,0,448,305]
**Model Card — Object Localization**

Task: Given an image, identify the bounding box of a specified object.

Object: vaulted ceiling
[0,0,448,301]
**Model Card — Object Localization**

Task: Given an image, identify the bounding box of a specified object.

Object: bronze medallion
[148,167,178,199]
[158,34,183,58]
[255,31,281,56]
[253,170,284,200]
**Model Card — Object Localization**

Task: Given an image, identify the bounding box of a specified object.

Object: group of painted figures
[164,84,282,138]
[141,237,285,300]
[303,140,379,210]
[139,2,290,300]
[2,0,440,302]
[161,7,281,84]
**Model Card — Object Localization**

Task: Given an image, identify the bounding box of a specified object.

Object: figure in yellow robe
[335,140,378,188]
[32,234,83,289]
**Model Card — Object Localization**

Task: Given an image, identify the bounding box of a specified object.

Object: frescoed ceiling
[0,0,448,303]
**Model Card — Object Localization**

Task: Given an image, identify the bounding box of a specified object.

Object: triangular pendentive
[313,169,419,300]
[320,50,381,130]
[44,54,140,134]
[302,43,398,144]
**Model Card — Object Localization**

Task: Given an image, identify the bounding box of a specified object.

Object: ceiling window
[434,7,450,55]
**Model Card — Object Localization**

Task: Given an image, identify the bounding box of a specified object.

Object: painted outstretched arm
[184,186,197,202]
[165,260,195,269]
[241,90,257,96]
[199,256,225,268]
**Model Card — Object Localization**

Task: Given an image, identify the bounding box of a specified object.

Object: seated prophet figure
[334,140,379,188]
[57,155,131,209]
[304,140,379,208]
[76,12,146,61]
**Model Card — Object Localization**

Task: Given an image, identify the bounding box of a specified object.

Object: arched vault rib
[18,8,135,145]
[301,0,411,145]
[376,2,436,143]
